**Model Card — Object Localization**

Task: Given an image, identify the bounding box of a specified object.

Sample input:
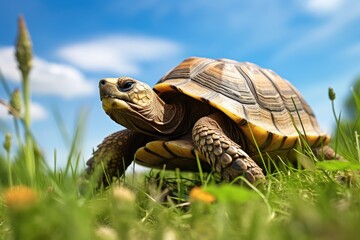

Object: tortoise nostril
[99,79,108,87]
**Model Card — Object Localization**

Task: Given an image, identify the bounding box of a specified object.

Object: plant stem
[330,98,340,158]
[7,151,13,187]
[355,131,360,162]
[4,133,13,186]
[15,15,35,185]
[13,118,22,148]
[23,73,35,184]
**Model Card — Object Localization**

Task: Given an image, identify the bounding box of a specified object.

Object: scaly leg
[86,129,153,187]
[192,113,265,183]
[312,145,339,160]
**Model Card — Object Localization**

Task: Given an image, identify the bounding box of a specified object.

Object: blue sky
[1,0,360,167]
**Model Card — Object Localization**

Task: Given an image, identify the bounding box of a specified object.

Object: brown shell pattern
[154,57,329,151]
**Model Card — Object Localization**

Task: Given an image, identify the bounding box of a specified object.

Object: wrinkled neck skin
[106,93,187,138]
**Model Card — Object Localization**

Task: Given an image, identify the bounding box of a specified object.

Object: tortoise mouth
[101,96,130,111]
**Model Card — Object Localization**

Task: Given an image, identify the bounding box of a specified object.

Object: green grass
[1,16,360,240]
[1,148,360,240]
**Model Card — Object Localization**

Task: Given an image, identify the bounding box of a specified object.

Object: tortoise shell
[153,57,328,152]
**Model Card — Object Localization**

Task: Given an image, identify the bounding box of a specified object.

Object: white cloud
[304,0,344,15]
[0,47,95,98]
[30,102,47,120]
[0,105,12,120]
[57,35,181,75]
[0,101,47,121]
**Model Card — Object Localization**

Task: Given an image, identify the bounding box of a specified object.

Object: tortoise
[86,57,335,185]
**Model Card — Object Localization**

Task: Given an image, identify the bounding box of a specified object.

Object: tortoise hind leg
[192,113,265,183]
[312,145,339,160]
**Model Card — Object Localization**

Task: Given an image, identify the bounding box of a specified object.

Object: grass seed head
[3,133,12,153]
[9,88,22,115]
[328,87,336,101]
[15,15,33,77]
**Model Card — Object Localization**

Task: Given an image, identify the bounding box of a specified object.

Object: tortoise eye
[119,81,134,92]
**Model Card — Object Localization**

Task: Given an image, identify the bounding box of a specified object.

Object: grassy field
[1,17,360,240]
[1,130,360,240]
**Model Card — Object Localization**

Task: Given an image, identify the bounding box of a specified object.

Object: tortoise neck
[130,94,186,137]
[151,99,186,137]
[147,95,216,137]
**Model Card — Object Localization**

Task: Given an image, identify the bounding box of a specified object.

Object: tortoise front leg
[192,113,265,183]
[86,129,153,187]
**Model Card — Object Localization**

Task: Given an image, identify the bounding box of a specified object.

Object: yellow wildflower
[189,187,216,204]
[3,185,38,210]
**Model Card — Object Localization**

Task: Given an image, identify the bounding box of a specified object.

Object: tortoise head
[99,77,154,110]
[99,77,176,135]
